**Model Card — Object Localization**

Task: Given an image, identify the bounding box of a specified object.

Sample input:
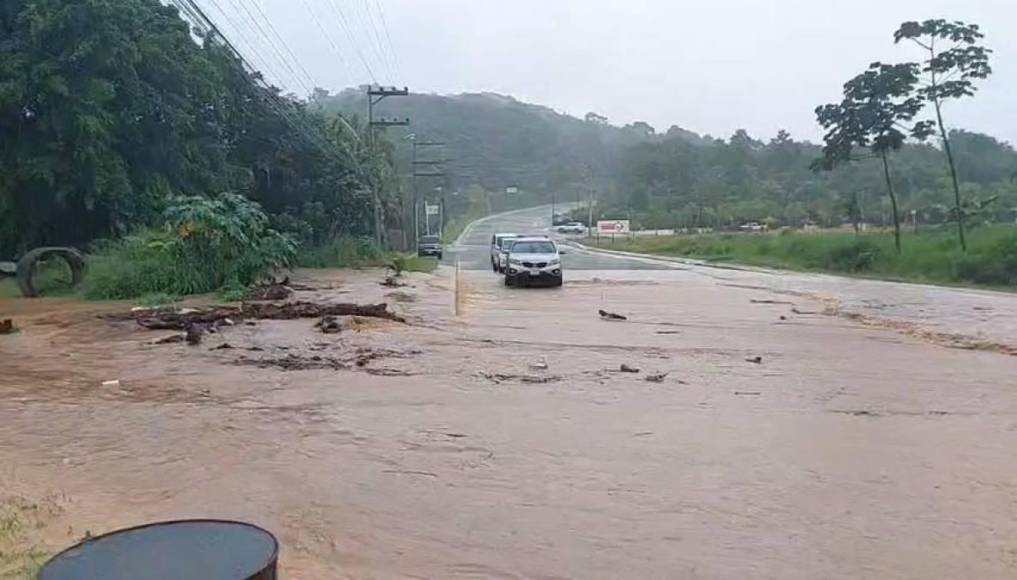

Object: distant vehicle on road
[490,233,519,272]
[417,235,443,259]
[504,237,563,287]
[739,222,767,232]
[556,222,587,235]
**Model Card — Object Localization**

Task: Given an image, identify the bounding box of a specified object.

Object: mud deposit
[2,267,1017,579]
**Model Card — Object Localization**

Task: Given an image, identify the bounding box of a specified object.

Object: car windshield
[419,236,440,243]
[510,241,555,254]
[497,237,516,248]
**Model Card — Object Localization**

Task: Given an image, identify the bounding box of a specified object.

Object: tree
[894,19,993,251]
[813,63,933,253]
[0,0,376,255]
[840,191,863,234]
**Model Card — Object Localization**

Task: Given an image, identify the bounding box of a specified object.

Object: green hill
[311,88,700,195]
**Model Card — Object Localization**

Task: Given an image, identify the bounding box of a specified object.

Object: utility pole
[367,85,409,248]
[412,140,447,240]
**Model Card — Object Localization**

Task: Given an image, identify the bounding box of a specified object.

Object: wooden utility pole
[411,140,447,240]
[367,86,409,248]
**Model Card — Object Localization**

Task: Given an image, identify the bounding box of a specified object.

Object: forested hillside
[312,89,700,195]
[315,89,1017,231]
[613,129,1017,230]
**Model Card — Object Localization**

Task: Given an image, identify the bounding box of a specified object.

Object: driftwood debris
[315,315,343,334]
[125,301,406,331]
[599,309,628,321]
[245,284,293,301]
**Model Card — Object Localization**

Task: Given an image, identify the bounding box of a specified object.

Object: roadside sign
[505,186,519,194]
[425,204,440,216]
[597,220,630,235]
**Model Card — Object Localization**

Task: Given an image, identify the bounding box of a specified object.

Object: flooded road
[2,209,1017,578]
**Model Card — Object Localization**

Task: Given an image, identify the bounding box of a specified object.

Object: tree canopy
[0,0,380,256]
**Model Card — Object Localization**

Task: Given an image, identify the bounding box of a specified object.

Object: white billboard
[425,204,440,216]
[597,220,630,235]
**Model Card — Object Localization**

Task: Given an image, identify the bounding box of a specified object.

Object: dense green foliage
[596,227,1017,287]
[603,128,1017,232]
[0,0,381,257]
[82,194,295,299]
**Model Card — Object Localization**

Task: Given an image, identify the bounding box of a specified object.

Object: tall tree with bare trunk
[894,19,993,251]
[813,63,934,253]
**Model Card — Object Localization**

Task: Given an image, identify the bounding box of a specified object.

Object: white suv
[504,237,563,287]
[490,233,518,272]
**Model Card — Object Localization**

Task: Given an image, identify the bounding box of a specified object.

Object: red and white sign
[597,220,630,234]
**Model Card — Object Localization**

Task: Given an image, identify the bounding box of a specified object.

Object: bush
[83,194,296,299]
[953,231,1017,286]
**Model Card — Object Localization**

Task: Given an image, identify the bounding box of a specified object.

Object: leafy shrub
[83,194,295,299]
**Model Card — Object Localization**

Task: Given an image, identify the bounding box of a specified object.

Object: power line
[247,0,319,92]
[296,0,363,85]
[180,0,361,169]
[200,0,290,90]
[360,0,396,82]
[371,0,404,83]
[322,0,378,84]
[202,0,362,145]
[222,0,314,97]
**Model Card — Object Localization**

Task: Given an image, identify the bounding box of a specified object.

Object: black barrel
[39,519,278,580]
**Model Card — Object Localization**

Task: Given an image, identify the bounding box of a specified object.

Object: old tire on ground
[16,247,86,298]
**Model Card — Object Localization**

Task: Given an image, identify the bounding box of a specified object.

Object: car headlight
[548,258,560,265]
[509,258,521,265]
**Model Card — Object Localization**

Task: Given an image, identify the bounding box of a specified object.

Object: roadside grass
[0,279,19,299]
[298,236,388,269]
[594,226,1017,289]
[0,258,78,299]
[0,496,57,579]
[395,255,439,274]
[299,236,438,274]
[443,210,487,245]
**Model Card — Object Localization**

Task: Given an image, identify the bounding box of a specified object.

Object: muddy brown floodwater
[2,266,1017,579]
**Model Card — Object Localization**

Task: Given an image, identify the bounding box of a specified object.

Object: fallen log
[122,301,406,331]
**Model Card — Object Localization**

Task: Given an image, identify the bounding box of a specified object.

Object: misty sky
[221,0,1015,144]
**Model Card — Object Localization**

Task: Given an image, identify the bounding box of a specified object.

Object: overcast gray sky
[222,0,1015,144]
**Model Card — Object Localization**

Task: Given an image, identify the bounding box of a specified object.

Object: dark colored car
[417,235,443,259]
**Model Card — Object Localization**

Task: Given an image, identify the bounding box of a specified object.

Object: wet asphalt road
[445,205,668,271]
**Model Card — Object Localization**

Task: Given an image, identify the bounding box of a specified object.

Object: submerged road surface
[1,207,1016,578]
